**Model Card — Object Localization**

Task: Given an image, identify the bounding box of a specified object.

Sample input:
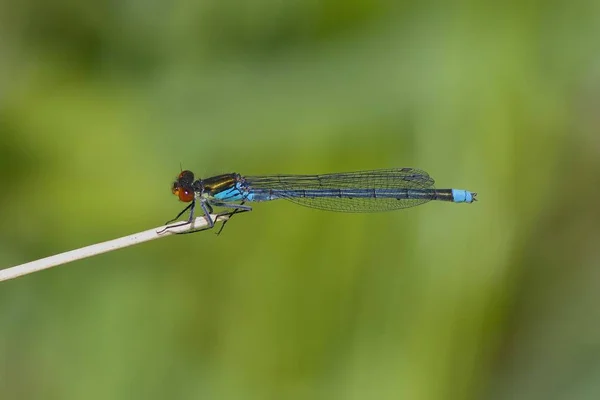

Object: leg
[175,213,231,234]
[174,200,217,234]
[210,201,252,235]
[209,201,252,212]
[159,199,216,234]
[157,200,198,234]
[159,200,252,236]
[164,201,194,225]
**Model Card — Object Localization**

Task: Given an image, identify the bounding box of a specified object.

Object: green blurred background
[1,1,600,399]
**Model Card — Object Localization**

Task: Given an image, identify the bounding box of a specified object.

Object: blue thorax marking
[212,182,250,202]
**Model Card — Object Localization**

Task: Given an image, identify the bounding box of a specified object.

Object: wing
[242,168,436,212]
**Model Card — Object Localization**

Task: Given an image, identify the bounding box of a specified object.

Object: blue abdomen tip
[452,189,477,203]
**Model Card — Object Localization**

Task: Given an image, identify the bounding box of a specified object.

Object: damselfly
[165,168,477,234]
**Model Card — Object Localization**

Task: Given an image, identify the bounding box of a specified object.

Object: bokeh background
[1,1,600,399]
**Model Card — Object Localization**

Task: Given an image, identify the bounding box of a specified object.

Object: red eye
[171,170,196,202]
[172,186,194,202]
[179,188,194,202]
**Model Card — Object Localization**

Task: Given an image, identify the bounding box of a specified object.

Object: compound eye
[178,170,195,185]
[172,185,194,202]
[178,188,195,202]
[171,170,196,202]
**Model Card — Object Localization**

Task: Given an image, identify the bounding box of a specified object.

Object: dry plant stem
[0,214,227,283]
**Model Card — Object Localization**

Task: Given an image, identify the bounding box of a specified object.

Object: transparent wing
[243,168,436,212]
